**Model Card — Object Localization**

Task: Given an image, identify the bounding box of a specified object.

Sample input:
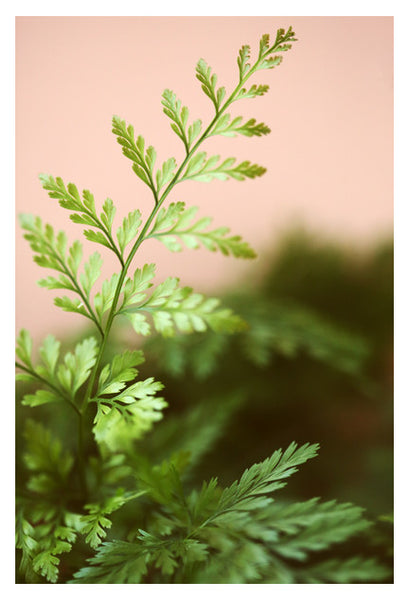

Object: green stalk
[75,36,286,486]
[77,410,88,499]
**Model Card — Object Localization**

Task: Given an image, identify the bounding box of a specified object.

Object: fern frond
[93,273,121,324]
[16,504,78,583]
[38,175,122,260]
[16,332,99,408]
[112,116,158,192]
[92,375,166,452]
[19,214,104,328]
[161,89,202,153]
[23,420,74,494]
[211,114,270,138]
[120,275,247,337]
[299,556,391,583]
[97,349,145,396]
[80,489,130,549]
[148,202,256,258]
[195,59,226,112]
[116,210,143,255]
[189,442,319,527]
[181,152,266,182]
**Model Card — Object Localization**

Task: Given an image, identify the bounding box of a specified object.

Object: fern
[143,296,370,381]
[120,274,247,337]
[70,443,386,584]
[148,201,257,257]
[16,26,391,584]
[180,152,266,182]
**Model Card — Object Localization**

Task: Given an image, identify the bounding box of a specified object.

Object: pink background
[15,16,393,343]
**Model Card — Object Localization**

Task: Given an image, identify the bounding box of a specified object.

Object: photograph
[15,15,393,584]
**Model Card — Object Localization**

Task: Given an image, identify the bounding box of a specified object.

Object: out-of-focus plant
[143,232,393,511]
[16,27,391,583]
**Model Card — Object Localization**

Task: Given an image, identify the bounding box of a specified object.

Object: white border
[6,2,405,597]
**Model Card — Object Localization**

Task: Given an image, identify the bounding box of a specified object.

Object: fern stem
[76,33,291,469]
[80,73,242,412]
[15,361,81,416]
[77,411,88,499]
[157,49,268,203]
[78,203,165,413]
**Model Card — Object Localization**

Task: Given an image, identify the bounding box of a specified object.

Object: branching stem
[66,30,294,505]
[15,361,81,416]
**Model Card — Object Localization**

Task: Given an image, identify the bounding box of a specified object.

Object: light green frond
[195,59,226,112]
[149,201,256,258]
[121,276,247,338]
[181,152,266,182]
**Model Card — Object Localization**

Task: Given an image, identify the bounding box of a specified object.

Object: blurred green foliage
[16,229,393,582]
[141,229,393,517]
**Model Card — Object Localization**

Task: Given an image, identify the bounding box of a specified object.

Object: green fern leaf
[81,491,129,549]
[122,277,247,337]
[300,557,391,583]
[212,115,270,138]
[67,240,83,276]
[31,551,61,583]
[79,252,103,298]
[120,263,156,310]
[21,389,62,408]
[187,119,202,147]
[16,329,33,367]
[71,534,208,583]
[19,214,104,325]
[156,157,177,191]
[262,498,371,560]
[56,337,98,395]
[93,273,120,322]
[54,296,89,318]
[20,214,75,275]
[181,152,266,182]
[16,504,78,584]
[37,274,76,292]
[92,375,166,451]
[237,83,270,100]
[161,89,189,144]
[97,349,145,395]
[149,201,256,258]
[189,442,319,527]
[112,116,157,190]
[195,59,226,112]
[70,540,148,583]
[39,175,120,255]
[100,197,116,231]
[237,44,252,77]
[161,89,203,152]
[116,210,142,254]
[23,420,74,491]
[83,229,112,250]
